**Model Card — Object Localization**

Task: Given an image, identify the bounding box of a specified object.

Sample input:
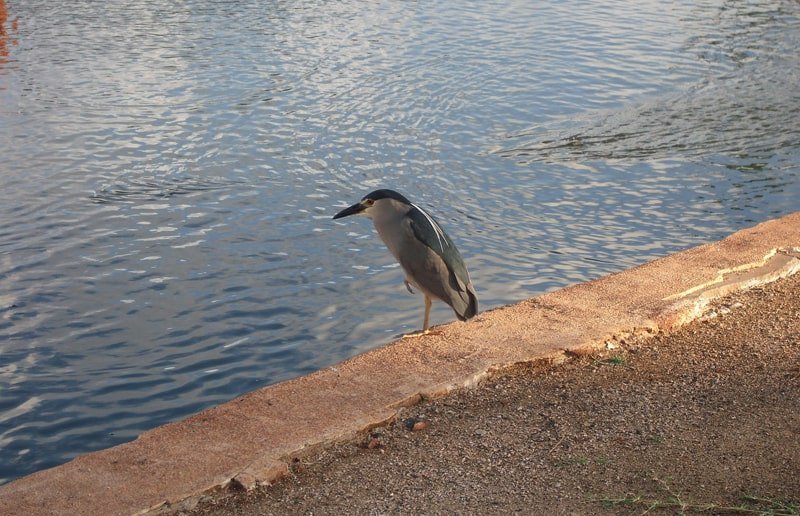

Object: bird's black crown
[362,189,412,205]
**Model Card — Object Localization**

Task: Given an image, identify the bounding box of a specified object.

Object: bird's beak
[332,201,366,220]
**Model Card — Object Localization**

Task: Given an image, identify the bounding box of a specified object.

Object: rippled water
[1,0,799,484]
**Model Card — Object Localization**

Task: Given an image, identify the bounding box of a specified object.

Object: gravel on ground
[188,273,800,515]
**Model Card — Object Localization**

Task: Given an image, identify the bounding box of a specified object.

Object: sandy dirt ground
[187,273,799,515]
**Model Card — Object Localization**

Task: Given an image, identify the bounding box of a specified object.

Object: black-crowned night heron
[333,189,478,332]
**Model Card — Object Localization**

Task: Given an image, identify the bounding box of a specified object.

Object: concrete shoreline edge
[1,213,799,516]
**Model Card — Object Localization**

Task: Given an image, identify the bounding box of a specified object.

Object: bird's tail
[454,286,478,321]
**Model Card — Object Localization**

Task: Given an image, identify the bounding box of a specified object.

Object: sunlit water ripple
[1,0,798,484]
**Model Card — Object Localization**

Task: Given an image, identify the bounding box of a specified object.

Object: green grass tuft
[595,478,799,515]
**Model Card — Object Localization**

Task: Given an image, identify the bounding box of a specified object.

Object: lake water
[1,0,799,484]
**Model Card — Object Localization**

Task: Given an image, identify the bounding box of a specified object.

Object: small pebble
[412,421,429,432]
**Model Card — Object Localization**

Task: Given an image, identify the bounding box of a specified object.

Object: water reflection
[90,174,243,204]
[1,0,799,486]
[493,69,800,164]
[0,0,17,71]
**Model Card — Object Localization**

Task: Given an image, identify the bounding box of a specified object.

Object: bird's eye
[364,199,374,207]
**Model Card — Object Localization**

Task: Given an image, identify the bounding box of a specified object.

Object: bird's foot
[401,329,442,339]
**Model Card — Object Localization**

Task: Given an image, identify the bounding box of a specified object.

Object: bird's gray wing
[406,204,471,293]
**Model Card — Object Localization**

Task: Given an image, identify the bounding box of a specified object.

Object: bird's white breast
[371,208,411,263]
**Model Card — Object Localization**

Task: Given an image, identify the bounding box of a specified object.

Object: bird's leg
[422,295,432,331]
[404,279,414,294]
[402,296,439,339]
